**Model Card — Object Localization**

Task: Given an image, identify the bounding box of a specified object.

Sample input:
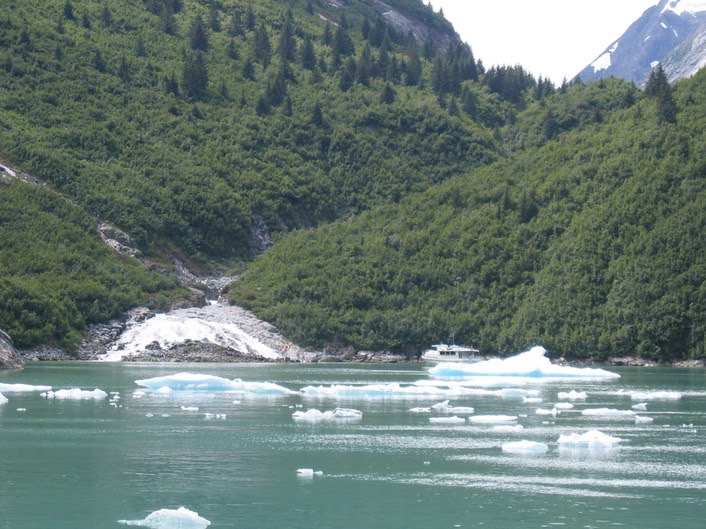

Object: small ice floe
[292,408,362,422]
[557,390,587,400]
[632,402,648,410]
[430,400,474,414]
[630,390,681,400]
[0,392,7,405]
[204,413,226,420]
[557,430,622,450]
[522,396,543,403]
[41,388,108,400]
[181,406,200,412]
[635,415,654,424]
[554,402,574,410]
[135,373,294,395]
[429,416,466,424]
[409,407,432,413]
[16,407,27,412]
[502,440,549,454]
[536,407,558,416]
[468,415,518,424]
[296,468,323,478]
[581,408,635,417]
[492,424,524,433]
[118,506,210,528]
[0,383,52,393]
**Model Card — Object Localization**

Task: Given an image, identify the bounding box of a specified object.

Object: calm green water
[1,362,705,529]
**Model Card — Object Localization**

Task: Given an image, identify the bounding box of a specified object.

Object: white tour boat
[421,342,480,362]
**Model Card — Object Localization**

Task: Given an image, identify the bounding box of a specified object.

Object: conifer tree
[182,52,208,100]
[300,35,316,71]
[189,14,209,51]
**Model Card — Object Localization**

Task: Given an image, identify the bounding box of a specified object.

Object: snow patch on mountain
[662,0,706,16]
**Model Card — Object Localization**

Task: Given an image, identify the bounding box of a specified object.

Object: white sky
[430,1,658,83]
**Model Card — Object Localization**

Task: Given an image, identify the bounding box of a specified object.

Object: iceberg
[430,400,474,414]
[468,414,518,424]
[581,408,635,417]
[557,390,587,400]
[429,416,466,424]
[292,407,362,422]
[296,468,323,478]
[502,440,549,454]
[557,430,622,449]
[0,392,7,405]
[300,382,454,398]
[629,390,681,400]
[0,382,52,393]
[134,373,294,395]
[41,388,108,400]
[429,346,619,380]
[118,507,210,528]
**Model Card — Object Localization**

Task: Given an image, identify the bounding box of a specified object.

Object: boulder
[0,329,23,369]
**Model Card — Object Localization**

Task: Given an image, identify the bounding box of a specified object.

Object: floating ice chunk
[0,392,7,405]
[522,396,543,403]
[0,383,52,393]
[430,400,474,414]
[429,416,465,424]
[300,382,455,398]
[468,414,518,424]
[554,402,574,410]
[502,440,549,454]
[118,506,210,528]
[492,424,524,433]
[630,391,681,400]
[16,407,27,412]
[557,430,622,449]
[204,413,226,420]
[635,416,653,424]
[557,390,587,400]
[292,408,362,422]
[41,388,108,400]
[581,408,635,417]
[632,403,648,410]
[409,407,431,413]
[181,406,199,412]
[135,373,294,395]
[431,400,450,410]
[536,408,557,416]
[429,346,619,380]
[297,468,323,478]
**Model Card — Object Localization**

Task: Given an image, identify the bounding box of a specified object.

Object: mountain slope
[576,0,706,86]
[230,72,706,362]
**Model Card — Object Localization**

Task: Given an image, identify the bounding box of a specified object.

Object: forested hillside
[1,0,703,362]
[230,72,706,362]
[0,0,545,350]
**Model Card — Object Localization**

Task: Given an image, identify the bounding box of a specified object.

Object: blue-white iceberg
[429,346,619,380]
[118,507,210,528]
[134,373,294,395]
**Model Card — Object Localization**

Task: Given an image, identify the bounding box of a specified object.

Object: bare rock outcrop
[0,329,23,369]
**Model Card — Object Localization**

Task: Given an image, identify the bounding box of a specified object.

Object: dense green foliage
[0,178,184,349]
[1,0,704,362]
[230,72,706,361]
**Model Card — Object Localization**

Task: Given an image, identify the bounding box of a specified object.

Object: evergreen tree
[182,52,208,100]
[253,23,271,68]
[189,14,209,51]
[63,0,75,20]
[300,35,316,71]
[277,14,296,62]
[380,82,396,104]
[645,64,677,123]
